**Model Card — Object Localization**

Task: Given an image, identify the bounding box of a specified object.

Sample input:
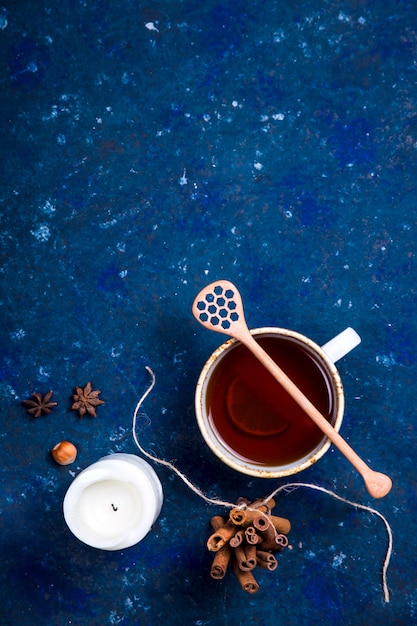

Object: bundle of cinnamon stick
[207,497,291,593]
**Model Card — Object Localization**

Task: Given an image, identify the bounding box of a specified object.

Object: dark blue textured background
[1,1,416,624]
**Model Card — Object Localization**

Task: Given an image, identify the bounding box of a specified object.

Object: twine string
[259,483,393,604]
[132,366,392,603]
[132,367,236,509]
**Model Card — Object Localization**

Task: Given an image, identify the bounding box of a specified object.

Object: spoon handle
[241,332,392,499]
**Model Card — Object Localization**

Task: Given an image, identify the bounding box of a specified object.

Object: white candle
[63,453,163,550]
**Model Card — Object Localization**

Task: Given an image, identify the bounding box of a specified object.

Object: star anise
[22,391,57,418]
[71,382,104,417]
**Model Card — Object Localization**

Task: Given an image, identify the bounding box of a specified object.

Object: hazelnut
[51,440,77,465]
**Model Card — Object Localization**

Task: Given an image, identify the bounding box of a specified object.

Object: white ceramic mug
[195,327,360,478]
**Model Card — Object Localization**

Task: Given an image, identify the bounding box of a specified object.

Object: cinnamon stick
[229,529,245,547]
[235,543,257,571]
[244,543,257,570]
[256,550,278,571]
[258,524,279,551]
[235,545,249,570]
[259,524,289,552]
[230,508,270,528]
[229,498,277,526]
[233,561,259,594]
[207,519,237,551]
[269,514,291,535]
[245,526,262,545]
[274,533,289,550]
[210,515,226,531]
[210,544,232,579]
[252,513,270,532]
[229,508,250,526]
[249,497,276,512]
[251,499,291,533]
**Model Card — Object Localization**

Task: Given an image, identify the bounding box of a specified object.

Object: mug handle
[321,327,361,363]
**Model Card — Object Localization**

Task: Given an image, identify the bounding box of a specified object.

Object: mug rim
[195,327,345,478]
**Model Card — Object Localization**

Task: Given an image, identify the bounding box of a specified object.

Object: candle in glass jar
[63,453,163,550]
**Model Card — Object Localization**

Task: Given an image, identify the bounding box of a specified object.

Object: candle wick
[111,503,118,511]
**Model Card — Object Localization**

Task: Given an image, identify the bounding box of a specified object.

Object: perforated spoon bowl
[192,280,392,499]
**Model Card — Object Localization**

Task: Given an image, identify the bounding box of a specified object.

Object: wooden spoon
[192,280,392,499]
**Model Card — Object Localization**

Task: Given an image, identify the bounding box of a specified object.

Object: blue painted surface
[1,1,416,624]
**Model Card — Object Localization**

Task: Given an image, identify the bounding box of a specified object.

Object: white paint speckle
[110,345,123,358]
[254,162,263,170]
[273,29,286,43]
[376,353,397,367]
[26,61,38,73]
[179,168,188,185]
[0,382,18,399]
[145,22,159,32]
[10,329,26,341]
[99,218,117,229]
[0,11,8,30]
[119,269,127,278]
[109,610,123,625]
[41,200,56,216]
[305,550,316,560]
[338,11,350,22]
[38,366,51,381]
[332,552,346,568]
[30,224,51,242]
